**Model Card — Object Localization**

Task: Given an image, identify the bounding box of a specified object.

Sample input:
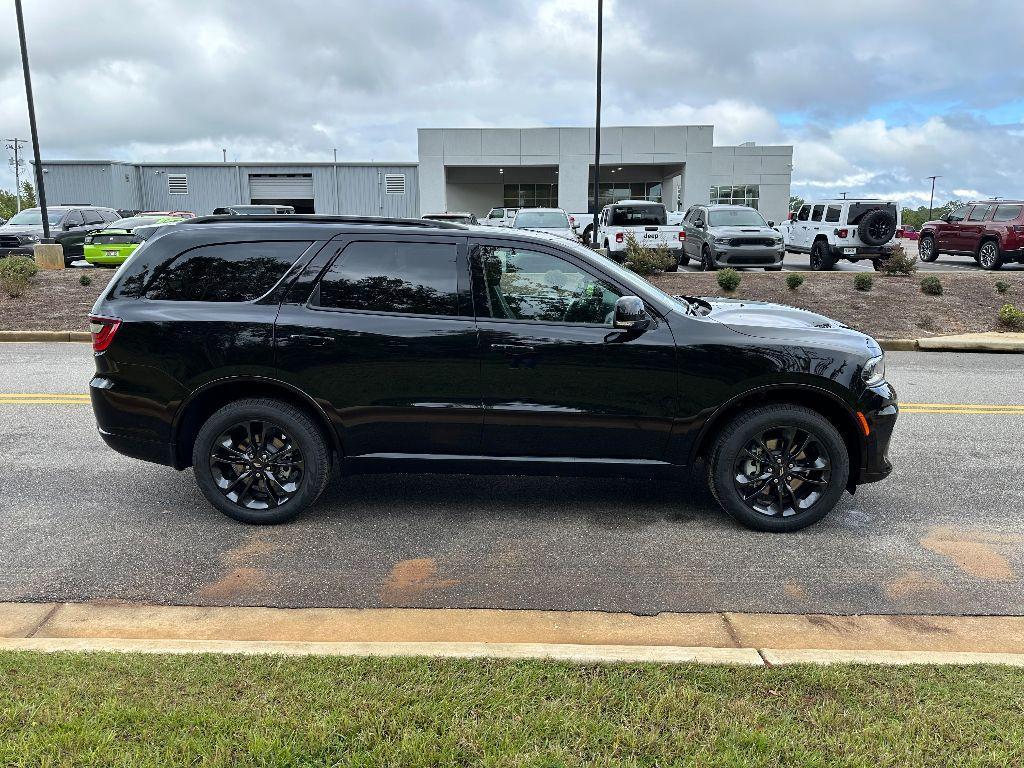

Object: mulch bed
[2,267,1023,339]
[651,271,1024,339]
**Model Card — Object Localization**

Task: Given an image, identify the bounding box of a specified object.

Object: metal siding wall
[41,165,129,209]
[139,166,240,215]
[336,166,418,217]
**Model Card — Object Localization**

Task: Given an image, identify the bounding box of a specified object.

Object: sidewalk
[4,601,1024,666]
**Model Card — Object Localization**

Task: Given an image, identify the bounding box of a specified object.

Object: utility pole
[590,0,603,246]
[926,175,941,220]
[15,0,49,239]
[5,138,27,212]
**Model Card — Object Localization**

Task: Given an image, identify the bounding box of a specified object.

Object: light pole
[926,175,941,220]
[590,0,603,246]
[5,138,27,212]
[14,0,49,239]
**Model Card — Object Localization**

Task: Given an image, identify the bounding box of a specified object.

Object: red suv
[919,200,1024,270]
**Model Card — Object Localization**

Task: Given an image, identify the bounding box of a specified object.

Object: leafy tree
[789,195,804,212]
[0,181,36,221]
[900,199,960,230]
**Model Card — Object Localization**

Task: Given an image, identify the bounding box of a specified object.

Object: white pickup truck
[596,201,686,259]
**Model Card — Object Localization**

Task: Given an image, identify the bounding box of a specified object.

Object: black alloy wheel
[809,240,833,271]
[209,420,304,510]
[732,427,831,518]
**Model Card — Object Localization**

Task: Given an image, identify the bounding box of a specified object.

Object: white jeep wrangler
[782,199,900,271]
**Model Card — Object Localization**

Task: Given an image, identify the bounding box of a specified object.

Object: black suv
[89,216,897,532]
[0,205,121,263]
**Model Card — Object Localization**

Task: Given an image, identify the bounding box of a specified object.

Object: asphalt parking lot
[678,240,1024,273]
[1,344,1022,617]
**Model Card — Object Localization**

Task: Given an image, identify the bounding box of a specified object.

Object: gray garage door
[248,174,314,199]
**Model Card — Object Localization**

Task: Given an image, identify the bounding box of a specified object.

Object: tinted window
[609,205,667,226]
[5,208,66,226]
[145,241,309,302]
[476,246,621,325]
[967,204,992,222]
[811,205,824,222]
[63,211,84,227]
[489,209,504,219]
[797,205,811,222]
[100,210,120,222]
[993,204,1023,222]
[825,205,842,223]
[316,241,458,316]
[83,210,105,225]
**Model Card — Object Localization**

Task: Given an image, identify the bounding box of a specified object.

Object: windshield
[708,208,768,227]
[609,205,667,226]
[514,211,569,229]
[108,216,173,230]
[6,209,66,226]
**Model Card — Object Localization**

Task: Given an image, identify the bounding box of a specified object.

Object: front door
[275,235,481,457]
[935,204,967,251]
[471,239,678,461]
[792,205,812,251]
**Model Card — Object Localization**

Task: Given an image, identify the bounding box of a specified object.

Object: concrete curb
[0,330,90,343]
[5,602,1024,666]
[877,339,918,351]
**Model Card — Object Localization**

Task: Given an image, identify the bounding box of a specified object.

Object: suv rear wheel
[919,235,938,262]
[707,404,849,532]
[978,240,1003,271]
[192,398,330,524]
[809,239,835,271]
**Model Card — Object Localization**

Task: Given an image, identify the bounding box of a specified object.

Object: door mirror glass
[613,296,650,331]
[767,220,775,228]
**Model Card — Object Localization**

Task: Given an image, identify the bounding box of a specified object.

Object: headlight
[84,236,94,244]
[861,354,885,386]
[21,234,40,244]
[712,235,728,244]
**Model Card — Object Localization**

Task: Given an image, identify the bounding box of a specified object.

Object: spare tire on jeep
[859,209,897,246]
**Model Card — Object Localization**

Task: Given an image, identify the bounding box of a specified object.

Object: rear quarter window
[993,204,1023,222]
[144,241,310,302]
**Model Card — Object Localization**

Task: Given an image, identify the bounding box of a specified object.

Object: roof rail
[186,214,467,229]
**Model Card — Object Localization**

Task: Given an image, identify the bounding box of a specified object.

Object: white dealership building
[40,125,793,224]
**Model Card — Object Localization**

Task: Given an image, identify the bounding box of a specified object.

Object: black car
[88,215,897,532]
[0,205,121,263]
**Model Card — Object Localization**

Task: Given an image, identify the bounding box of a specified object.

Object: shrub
[717,268,741,292]
[878,243,918,275]
[786,273,804,290]
[998,303,1024,331]
[996,281,1009,294]
[853,273,873,292]
[79,274,92,287]
[920,275,943,296]
[0,255,39,298]
[622,233,675,275]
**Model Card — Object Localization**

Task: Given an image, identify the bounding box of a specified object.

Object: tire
[665,256,678,272]
[582,225,594,245]
[764,265,783,272]
[192,398,330,524]
[700,245,717,271]
[678,254,690,268]
[707,404,850,532]
[871,259,887,272]
[919,235,938,263]
[809,239,835,271]
[859,209,897,246]
[978,240,1003,271]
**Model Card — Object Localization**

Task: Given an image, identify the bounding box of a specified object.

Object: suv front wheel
[919,235,938,263]
[707,404,850,532]
[192,398,331,524]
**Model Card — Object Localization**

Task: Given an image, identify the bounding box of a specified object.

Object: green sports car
[83,215,185,266]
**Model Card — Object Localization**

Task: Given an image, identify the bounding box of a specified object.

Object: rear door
[275,234,482,457]
[959,203,992,254]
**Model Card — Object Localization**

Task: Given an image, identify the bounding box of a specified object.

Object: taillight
[837,228,849,238]
[678,231,686,241]
[615,232,624,243]
[88,315,122,352]
[1013,225,1024,233]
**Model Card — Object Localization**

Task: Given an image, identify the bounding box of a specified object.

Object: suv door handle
[287,334,332,347]
[491,343,535,353]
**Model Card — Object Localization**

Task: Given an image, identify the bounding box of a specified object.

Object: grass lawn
[2,651,1023,767]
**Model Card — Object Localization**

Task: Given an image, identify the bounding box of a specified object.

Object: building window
[709,184,759,209]
[167,174,188,195]
[503,183,558,209]
[586,182,662,212]
[384,174,406,195]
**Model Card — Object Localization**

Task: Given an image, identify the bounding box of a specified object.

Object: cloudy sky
[2,0,1023,207]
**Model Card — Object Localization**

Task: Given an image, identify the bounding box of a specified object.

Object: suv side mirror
[613,296,650,332]
[767,220,775,228]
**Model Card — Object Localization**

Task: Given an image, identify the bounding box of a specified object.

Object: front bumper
[712,245,785,267]
[855,381,898,485]
[0,245,35,259]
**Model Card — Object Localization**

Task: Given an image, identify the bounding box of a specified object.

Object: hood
[0,224,44,237]
[682,296,880,354]
[706,225,779,237]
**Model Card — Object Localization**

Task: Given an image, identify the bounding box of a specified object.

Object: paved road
[1,344,1022,616]
[678,240,1024,273]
